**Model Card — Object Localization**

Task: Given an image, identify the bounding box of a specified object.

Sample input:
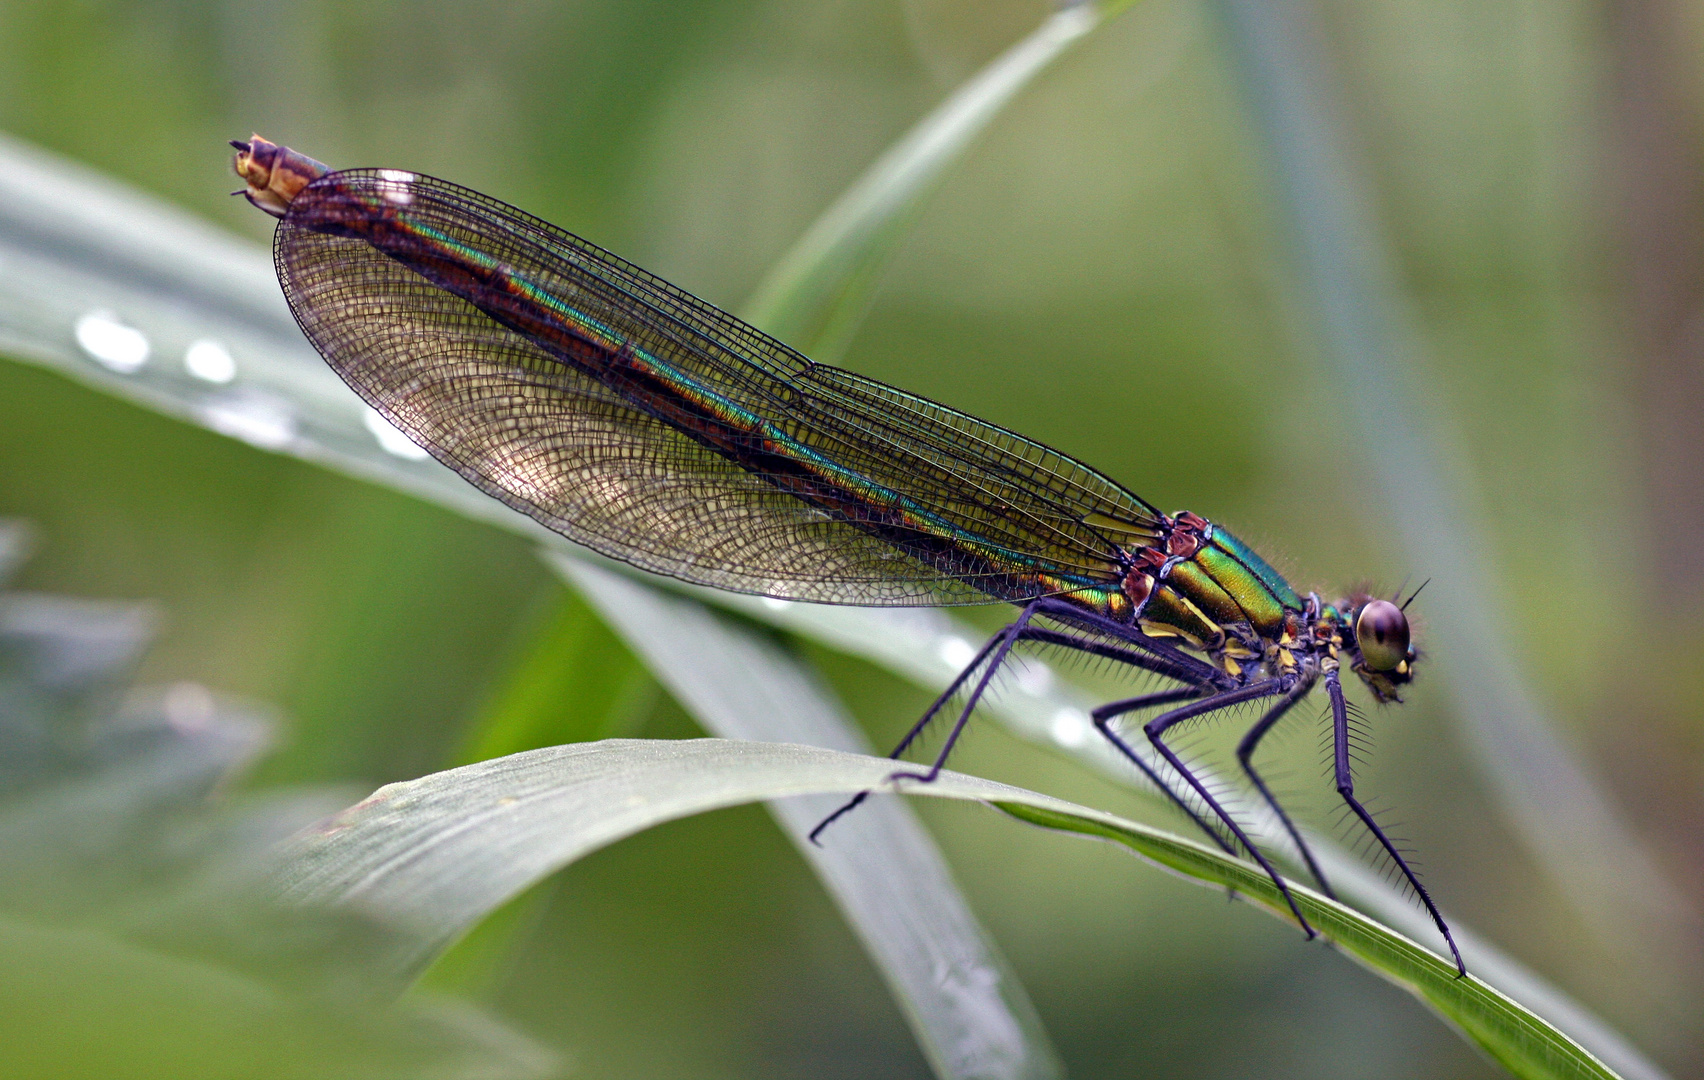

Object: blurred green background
[1,0,1701,1077]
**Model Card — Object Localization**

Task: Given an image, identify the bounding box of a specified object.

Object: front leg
[1326,671,1465,975]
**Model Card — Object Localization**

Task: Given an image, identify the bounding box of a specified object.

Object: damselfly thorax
[1075,509,1418,701]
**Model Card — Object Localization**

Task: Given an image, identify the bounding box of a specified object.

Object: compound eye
[1355,599,1410,672]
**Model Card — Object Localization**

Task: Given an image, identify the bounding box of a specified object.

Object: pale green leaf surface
[272,737,1618,1080]
[0,538,557,1080]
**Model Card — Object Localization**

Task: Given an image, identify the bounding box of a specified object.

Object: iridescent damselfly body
[233,136,1463,974]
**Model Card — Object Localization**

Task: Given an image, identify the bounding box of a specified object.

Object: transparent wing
[275,169,1160,606]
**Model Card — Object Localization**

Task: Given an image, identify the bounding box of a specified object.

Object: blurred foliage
[0,521,560,1079]
[0,0,1698,1077]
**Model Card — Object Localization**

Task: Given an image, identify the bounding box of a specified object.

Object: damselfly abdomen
[233,135,1462,974]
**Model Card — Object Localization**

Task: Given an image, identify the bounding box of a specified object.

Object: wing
[275,168,1161,606]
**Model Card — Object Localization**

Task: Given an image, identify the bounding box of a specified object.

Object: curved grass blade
[515,556,1059,1080]
[271,737,1621,1080]
[0,130,1667,1080]
[742,0,1130,358]
[991,801,1618,1080]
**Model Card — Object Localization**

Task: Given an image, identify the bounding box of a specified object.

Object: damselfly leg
[1236,674,1334,897]
[811,605,1300,915]
[1326,671,1465,975]
[810,599,1364,941]
[1085,686,1230,852]
[1139,679,1316,937]
[809,601,1042,845]
[812,600,1229,843]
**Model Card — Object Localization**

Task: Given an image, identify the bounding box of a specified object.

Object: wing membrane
[276,169,1159,606]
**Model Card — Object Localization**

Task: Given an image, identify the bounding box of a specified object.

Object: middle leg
[1015,624,1238,848]
[1235,674,1334,896]
[1090,688,1234,855]
[1144,680,1317,937]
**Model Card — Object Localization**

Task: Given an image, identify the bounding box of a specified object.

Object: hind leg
[811,600,1043,842]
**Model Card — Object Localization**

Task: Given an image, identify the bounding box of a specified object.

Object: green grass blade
[0,914,559,1080]
[0,542,558,1080]
[992,803,1609,1080]
[272,737,1621,1080]
[549,557,1063,1080]
[741,0,1122,357]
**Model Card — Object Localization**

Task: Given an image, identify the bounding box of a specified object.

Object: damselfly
[233,135,1462,974]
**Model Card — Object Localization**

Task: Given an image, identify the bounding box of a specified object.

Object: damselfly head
[232,134,328,219]
[1349,597,1417,702]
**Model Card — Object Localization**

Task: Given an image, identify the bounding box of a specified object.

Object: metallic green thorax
[1207,527,1304,616]
[1117,512,1305,660]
